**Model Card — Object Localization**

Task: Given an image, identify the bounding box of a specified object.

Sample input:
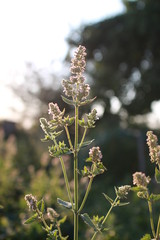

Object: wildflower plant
[24,45,130,240]
[132,131,160,240]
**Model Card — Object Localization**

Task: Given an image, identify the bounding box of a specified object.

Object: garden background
[0,0,160,239]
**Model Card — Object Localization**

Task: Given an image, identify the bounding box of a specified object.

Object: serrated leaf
[57,198,72,209]
[155,167,160,183]
[37,199,45,212]
[103,193,113,204]
[81,213,99,232]
[61,95,75,106]
[79,139,94,149]
[24,213,38,224]
[140,233,151,240]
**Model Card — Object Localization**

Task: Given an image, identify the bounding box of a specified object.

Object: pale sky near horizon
[0,0,125,126]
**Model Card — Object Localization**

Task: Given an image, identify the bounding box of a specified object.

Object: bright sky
[1,0,159,129]
[0,0,125,126]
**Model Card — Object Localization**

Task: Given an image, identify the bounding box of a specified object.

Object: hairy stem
[74,105,79,240]
[78,177,93,213]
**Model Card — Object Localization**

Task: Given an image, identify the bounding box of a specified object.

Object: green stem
[78,177,93,213]
[74,105,79,240]
[59,156,74,208]
[91,196,119,240]
[147,192,156,238]
[156,215,160,240]
[57,222,62,238]
[53,137,73,208]
[36,208,49,230]
[64,125,74,151]
[79,127,87,149]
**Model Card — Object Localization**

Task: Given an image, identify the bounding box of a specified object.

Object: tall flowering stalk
[24,45,130,240]
[132,131,160,240]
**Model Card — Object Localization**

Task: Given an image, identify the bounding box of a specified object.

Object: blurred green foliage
[0,127,72,239]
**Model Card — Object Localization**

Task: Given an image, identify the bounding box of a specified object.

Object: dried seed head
[24,194,37,211]
[133,172,151,188]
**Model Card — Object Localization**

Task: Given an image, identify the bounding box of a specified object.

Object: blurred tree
[11,62,69,126]
[67,0,160,123]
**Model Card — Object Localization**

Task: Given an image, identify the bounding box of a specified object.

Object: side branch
[78,176,93,213]
[64,125,74,151]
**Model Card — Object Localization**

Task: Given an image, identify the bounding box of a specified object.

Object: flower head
[86,109,99,128]
[117,185,131,199]
[70,45,86,75]
[62,45,90,101]
[133,172,151,188]
[146,131,160,165]
[48,103,65,125]
[89,146,102,163]
[24,194,37,211]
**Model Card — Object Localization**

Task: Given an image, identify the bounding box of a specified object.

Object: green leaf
[103,193,113,205]
[79,97,96,106]
[61,95,75,106]
[0,205,3,209]
[81,213,99,232]
[57,198,73,209]
[117,202,130,207]
[79,139,94,149]
[78,118,85,127]
[58,216,67,225]
[37,199,45,213]
[150,194,160,201]
[155,167,160,183]
[85,157,92,162]
[41,135,51,142]
[131,186,147,192]
[140,233,151,240]
[24,213,38,224]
